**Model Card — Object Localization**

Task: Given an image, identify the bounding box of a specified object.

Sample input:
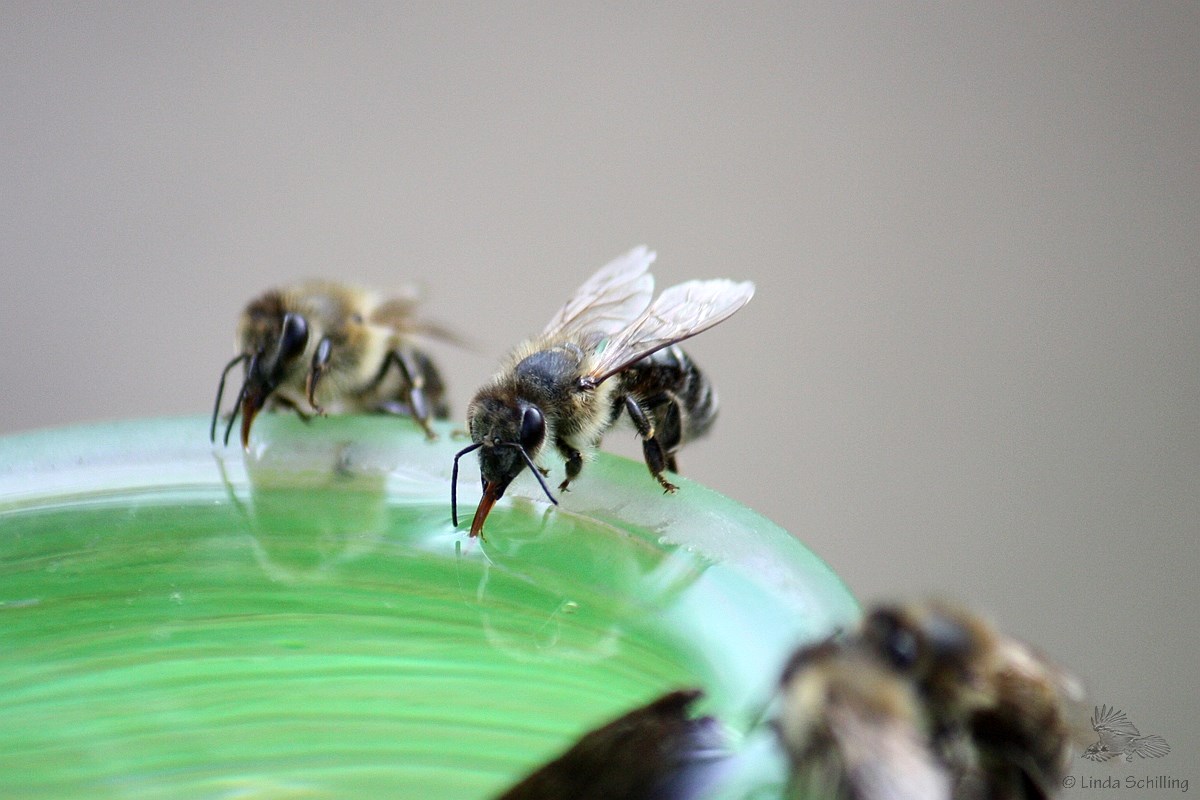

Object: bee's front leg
[555,439,583,491]
[305,336,333,415]
[274,395,316,423]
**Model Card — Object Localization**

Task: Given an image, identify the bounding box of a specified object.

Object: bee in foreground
[775,637,951,800]
[494,689,728,800]
[859,601,1088,800]
[211,281,455,449]
[452,246,754,537]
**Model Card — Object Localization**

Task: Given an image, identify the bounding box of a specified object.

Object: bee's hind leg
[623,395,681,494]
[375,348,438,440]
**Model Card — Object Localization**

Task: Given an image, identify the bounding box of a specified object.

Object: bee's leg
[305,336,333,415]
[413,350,451,420]
[657,400,683,474]
[376,400,414,416]
[555,439,583,492]
[375,348,438,440]
[273,395,315,424]
[623,395,679,494]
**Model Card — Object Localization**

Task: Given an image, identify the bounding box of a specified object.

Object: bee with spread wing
[452,247,754,538]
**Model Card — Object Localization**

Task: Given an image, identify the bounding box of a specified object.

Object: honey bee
[210,281,455,449]
[451,246,755,537]
[774,637,952,800]
[859,602,1087,800]
[494,689,727,800]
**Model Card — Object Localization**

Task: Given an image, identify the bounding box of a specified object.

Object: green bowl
[0,415,856,799]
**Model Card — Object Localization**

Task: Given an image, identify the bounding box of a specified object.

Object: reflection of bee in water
[452,247,754,538]
[859,602,1087,800]
[211,281,456,449]
[495,689,727,800]
[775,637,951,800]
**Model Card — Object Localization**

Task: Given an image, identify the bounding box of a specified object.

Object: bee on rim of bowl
[775,637,952,800]
[211,281,458,449]
[451,246,754,538]
[859,601,1088,800]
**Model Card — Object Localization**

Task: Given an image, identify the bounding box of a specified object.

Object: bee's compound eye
[519,406,545,451]
[278,313,310,362]
[882,627,919,671]
[864,610,920,672]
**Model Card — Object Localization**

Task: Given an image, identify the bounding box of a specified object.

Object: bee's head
[452,394,553,538]
[470,397,547,479]
[213,298,311,449]
[860,602,990,718]
[240,312,310,442]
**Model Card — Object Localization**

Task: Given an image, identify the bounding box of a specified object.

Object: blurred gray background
[3,3,1196,790]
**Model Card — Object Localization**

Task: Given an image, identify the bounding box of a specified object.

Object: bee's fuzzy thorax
[219,280,450,443]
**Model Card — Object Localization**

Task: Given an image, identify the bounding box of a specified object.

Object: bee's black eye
[864,610,920,672]
[519,406,545,451]
[882,627,919,671]
[278,313,309,362]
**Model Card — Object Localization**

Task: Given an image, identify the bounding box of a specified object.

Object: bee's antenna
[223,381,247,447]
[505,443,559,508]
[450,441,483,526]
[210,353,249,442]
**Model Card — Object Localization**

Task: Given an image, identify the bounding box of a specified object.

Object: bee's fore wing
[589,278,755,384]
[541,246,656,340]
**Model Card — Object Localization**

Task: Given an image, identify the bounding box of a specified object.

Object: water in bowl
[0,416,856,799]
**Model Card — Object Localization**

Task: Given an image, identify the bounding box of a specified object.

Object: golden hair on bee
[211,280,458,449]
[452,246,755,538]
[775,637,952,800]
[858,601,1088,800]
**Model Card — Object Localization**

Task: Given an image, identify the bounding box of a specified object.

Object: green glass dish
[0,415,856,799]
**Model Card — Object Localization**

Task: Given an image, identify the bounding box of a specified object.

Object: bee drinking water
[451,247,754,538]
[211,281,455,449]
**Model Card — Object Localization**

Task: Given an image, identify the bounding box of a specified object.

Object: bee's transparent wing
[372,291,475,349]
[542,246,657,341]
[588,278,755,384]
[370,290,420,333]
